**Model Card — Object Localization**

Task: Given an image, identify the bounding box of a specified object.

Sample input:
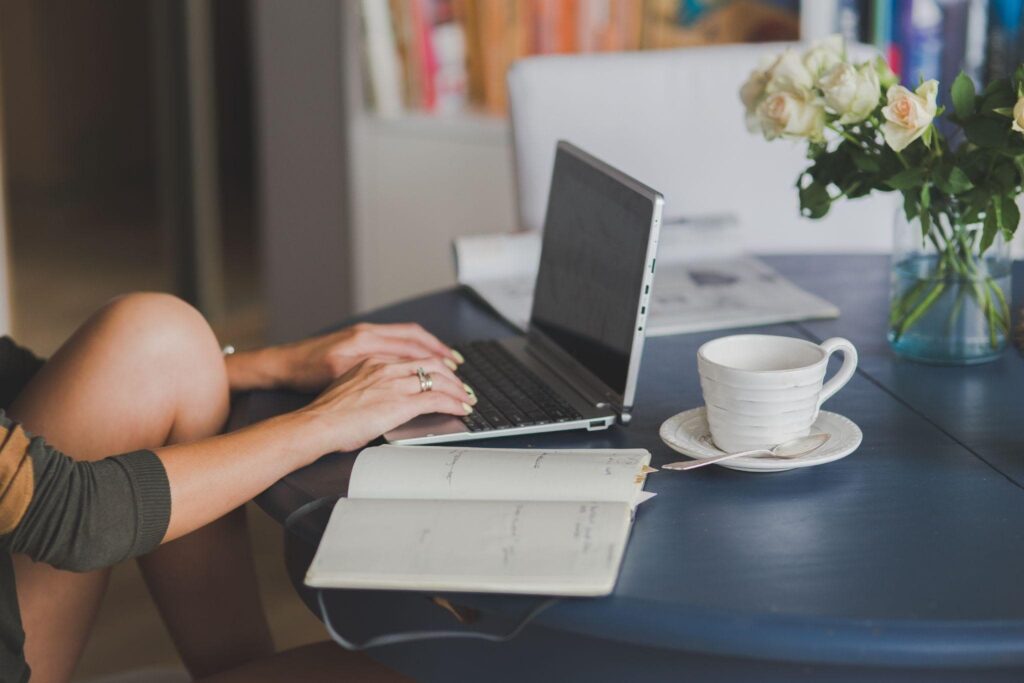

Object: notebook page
[348,446,651,505]
[304,498,632,595]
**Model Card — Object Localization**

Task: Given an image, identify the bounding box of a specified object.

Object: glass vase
[888,209,1012,365]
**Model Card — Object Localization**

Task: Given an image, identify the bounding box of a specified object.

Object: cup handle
[818,337,858,408]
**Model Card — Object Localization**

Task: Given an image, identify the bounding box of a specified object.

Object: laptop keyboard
[454,341,584,432]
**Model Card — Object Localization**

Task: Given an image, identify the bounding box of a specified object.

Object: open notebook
[453,226,839,336]
[305,446,654,596]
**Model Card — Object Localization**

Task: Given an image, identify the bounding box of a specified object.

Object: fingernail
[443,358,458,371]
[462,402,473,414]
[463,384,478,404]
[451,350,465,364]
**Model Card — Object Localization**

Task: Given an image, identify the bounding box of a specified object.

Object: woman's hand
[299,357,475,453]
[226,322,463,393]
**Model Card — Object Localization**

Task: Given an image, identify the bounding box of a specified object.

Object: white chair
[507,42,896,253]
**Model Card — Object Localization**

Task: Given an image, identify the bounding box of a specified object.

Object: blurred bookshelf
[342,0,1014,312]
[357,1,1015,126]
[357,0,803,123]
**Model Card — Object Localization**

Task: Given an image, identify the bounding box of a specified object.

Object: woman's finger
[393,371,474,405]
[407,391,474,419]
[357,336,446,365]
[378,357,463,387]
[371,323,458,362]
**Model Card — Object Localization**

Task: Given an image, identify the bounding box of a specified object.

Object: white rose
[1013,96,1024,135]
[803,35,846,79]
[766,49,814,96]
[819,61,881,124]
[756,90,826,142]
[881,80,938,152]
[740,59,776,132]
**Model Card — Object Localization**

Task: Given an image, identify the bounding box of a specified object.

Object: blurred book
[452,223,840,337]
[986,0,1023,84]
[359,0,800,117]
[361,1,1020,119]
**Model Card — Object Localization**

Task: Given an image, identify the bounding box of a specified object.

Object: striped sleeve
[0,420,33,536]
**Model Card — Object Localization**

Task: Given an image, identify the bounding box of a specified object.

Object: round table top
[241,255,1024,669]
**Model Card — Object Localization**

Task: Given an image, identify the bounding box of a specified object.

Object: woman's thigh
[9,292,231,683]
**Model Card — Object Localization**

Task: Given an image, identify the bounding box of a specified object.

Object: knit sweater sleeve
[0,413,170,572]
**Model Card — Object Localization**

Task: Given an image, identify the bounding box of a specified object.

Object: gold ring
[416,367,433,393]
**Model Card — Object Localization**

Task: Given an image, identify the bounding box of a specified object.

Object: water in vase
[888,254,1012,365]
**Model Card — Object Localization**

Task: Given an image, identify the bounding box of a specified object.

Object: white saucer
[658,407,862,472]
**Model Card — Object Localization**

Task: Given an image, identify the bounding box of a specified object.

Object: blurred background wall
[0,0,263,355]
[0,2,325,679]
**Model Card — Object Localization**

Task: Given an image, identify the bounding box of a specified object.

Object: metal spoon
[663,433,831,471]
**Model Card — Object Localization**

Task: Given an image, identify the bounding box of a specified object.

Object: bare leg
[199,642,413,683]
[9,293,272,682]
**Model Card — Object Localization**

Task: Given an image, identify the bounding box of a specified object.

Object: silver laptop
[386,141,664,445]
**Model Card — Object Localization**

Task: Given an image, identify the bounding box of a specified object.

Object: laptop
[386,141,664,445]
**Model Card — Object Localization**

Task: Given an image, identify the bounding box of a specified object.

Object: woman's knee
[63,293,229,435]
[98,293,229,427]
[97,292,217,351]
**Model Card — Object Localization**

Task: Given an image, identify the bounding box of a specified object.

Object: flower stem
[892,280,946,341]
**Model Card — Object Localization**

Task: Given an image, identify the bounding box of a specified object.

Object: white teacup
[697,334,858,452]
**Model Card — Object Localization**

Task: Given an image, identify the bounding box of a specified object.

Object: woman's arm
[161,355,472,541]
[2,356,473,566]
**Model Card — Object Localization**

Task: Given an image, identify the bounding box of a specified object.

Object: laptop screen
[529,144,657,397]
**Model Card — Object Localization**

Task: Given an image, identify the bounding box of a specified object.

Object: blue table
[235,255,1024,682]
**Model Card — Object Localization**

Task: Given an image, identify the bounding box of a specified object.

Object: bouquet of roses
[741,36,1021,355]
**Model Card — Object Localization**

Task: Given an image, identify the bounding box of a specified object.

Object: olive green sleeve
[0,413,171,572]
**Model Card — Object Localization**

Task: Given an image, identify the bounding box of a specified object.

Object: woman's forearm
[155,409,327,541]
[161,353,472,543]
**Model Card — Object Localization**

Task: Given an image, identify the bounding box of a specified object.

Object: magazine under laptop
[453,221,839,337]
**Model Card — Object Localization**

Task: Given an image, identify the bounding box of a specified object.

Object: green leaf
[851,149,880,173]
[903,191,919,221]
[1000,194,1020,240]
[933,165,974,194]
[920,207,931,238]
[951,72,976,119]
[993,107,1015,117]
[885,167,927,190]
[981,206,999,253]
[963,117,1011,148]
[994,162,1018,191]
[798,180,831,219]
[984,78,1006,96]
[1014,156,1024,187]
[982,78,1016,109]
[922,124,934,148]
